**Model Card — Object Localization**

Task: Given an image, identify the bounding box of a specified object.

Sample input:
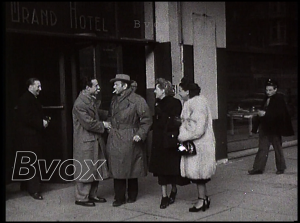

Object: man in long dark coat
[72,76,111,207]
[15,78,50,200]
[106,74,152,207]
[248,79,294,175]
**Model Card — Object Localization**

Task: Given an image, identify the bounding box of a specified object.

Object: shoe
[30,192,43,200]
[89,196,107,203]
[75,200,95,207]
[112,200,126,207]
[127,198,136,203]
[160,196,169,209]
[189,198,206,212]
[276,170,284,174]
[248,169,263,175]
[205,196,210,209]
[169,189,177,204]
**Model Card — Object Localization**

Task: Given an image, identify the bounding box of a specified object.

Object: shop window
[117,2,144,39]
[269,2,286,17]
[269,20,287,46]
[116,2,154,40]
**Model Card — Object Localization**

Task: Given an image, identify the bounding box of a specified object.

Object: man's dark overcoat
[16,90,45,156]
[15,90,45,191]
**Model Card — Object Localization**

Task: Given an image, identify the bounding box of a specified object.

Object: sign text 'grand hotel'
[9,2,109,33]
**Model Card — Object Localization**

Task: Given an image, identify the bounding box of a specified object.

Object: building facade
[6,2,297,183]
[225,2,298,152]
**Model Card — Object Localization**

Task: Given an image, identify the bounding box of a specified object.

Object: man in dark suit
[16,78,50,200]
[248,79,294,175]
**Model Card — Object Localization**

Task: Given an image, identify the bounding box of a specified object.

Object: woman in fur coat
[178,78,216,212]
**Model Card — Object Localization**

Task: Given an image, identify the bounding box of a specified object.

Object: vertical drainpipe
[153,1,156,41]
[178,2,184,88]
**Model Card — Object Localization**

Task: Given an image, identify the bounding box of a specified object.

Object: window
[269,2,286,17]
[269,20,287,45]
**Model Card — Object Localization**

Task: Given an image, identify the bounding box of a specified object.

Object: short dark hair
[26,78,40,88]
[179,77,201,98]
[80,75,94,90]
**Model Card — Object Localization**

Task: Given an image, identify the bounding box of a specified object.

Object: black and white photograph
[5,2,297,221]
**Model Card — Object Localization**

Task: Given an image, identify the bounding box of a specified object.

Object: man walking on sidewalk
[248,78,294,175]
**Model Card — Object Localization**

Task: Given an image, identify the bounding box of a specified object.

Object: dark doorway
[6,33,74,183]
[122,43,147,99]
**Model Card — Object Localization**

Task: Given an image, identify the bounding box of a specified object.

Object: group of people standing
[15,74,293,212]
[15,74,216,212]
[71,74,216,212]
[149,77,216,212]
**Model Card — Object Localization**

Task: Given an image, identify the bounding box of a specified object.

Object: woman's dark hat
[110,74,133,83]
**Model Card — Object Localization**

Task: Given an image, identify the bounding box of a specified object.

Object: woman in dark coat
[149,78,189,209]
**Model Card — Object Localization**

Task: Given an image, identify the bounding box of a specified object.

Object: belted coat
[72,90,109,183]
[106,88,152,179]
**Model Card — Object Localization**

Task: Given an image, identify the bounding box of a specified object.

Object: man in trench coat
[106,74,152,207]
[72,76,111,207]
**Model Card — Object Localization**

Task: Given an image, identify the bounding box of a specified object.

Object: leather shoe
[248,169,263,175]
[30,192,43,200]
[127,198,136,203]
[276,170,284,174]
[169,190,177,204]
[89,196,107,203]
[112,200,126,207]
[75,200,95,207]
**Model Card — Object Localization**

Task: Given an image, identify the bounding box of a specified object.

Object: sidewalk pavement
[5,145,297,221]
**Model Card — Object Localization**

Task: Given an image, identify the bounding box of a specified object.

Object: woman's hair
[179,77,201,99]
[155,78,175,97]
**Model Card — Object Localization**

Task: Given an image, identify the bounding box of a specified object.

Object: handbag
[177,140,197,156]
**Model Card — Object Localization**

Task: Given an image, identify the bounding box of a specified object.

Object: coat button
[171,135,174,137]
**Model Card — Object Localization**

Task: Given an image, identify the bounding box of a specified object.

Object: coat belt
[112,123,138,130]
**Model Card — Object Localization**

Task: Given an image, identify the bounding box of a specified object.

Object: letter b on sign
[11,151,37,181]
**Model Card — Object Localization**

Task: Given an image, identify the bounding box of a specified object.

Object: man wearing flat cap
[106,74,153,207]
[248,78,294,175]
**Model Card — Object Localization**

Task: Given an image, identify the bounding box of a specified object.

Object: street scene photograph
[5,2,297,221]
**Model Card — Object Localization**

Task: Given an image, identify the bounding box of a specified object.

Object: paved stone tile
[199,207,297,221]
[5,145,297,221]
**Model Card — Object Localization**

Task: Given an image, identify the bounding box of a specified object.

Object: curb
[227,139,298,160]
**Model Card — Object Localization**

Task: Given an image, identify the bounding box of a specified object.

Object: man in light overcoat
[72,76,111,207]
[106,74,152,207]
